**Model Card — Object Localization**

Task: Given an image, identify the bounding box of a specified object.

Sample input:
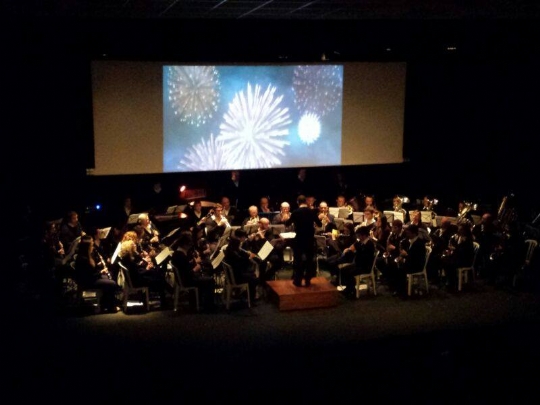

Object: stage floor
[266,276,340,311]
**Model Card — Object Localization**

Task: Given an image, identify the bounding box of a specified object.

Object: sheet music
[111,242,122,264]
[279,232,296,239]
[393,211,404,222]
[155,246,173,265]
[211,250,225,269]
[98,227,111,240]
[257,240,274,261]
[329,207,339,217]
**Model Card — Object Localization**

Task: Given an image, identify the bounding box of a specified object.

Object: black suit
[285,206,322,286]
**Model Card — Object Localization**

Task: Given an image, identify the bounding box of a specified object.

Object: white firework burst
[179,134,231,171]
[217,82,291,169]
[298,112,321,145]
[293,65,343,117]
[166,66,220,127]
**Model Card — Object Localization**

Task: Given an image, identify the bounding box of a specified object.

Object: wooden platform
[266,276,340,311]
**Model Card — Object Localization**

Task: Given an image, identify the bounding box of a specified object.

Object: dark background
[4,17,540,224]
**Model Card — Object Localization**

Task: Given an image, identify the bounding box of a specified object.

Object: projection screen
[91,61,406,175]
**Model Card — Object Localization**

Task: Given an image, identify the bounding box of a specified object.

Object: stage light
[180,185,186,192]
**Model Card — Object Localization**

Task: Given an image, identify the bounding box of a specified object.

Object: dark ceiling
[7,0,540,20]
[5,1,540,62]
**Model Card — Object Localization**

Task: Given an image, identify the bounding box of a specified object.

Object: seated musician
[242,205,260,228]
[395,224,427,296]
[440,223,476,290]
[377,219,407,295]
[355,207,377,232]
[204,203,231,243]
[336,195,353,220]
[119,238,168,307]
[272,202,293,231]
[75,235,120,313]
[339,226,377,295]
[221,196,238,226]
[259,196,274,214]
[370,214,391,256]
[223,229,259,302]
[137,213,161,253]
[405,210,432,244]
[243,218,284,282]
[316,201,336,235]
[171,231,216,311]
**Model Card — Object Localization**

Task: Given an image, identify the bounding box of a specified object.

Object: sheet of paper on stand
[155,246,173,265]
[257,240,274,261]
[212,250,225,269]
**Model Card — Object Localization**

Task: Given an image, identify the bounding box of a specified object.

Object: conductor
[285,195,322,287]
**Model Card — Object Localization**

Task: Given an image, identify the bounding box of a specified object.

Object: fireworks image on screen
[292,65,343,117]
[166,66,220,127]
[217,82,291,169]
[298,112,321,145]
[179,133,230,171]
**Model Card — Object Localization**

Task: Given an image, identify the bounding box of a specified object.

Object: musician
[359,194,378,213]
[440,223,476,290]
[306,194,317,210]
[223,229,259,302]
[340,226,377,295]
[371,214,391,255]
[59,210,85,253]
[137,213,161,253]
[221,196,238,226]
[320,222,356,277]
[242,205,260,228]
[405,210,432,243]
[272,201,292,231]
[205,203,231,243]
[392,195,409,223]
[456,200,473,225]
[316,201,336,235]
[377,219,407,294]
[42,221,65,270]
[186,200,207,230]
[119,238,168,307]
[259,196,274,214]
[244,217,284,281]
[171,231,216,311]
[396,224,427,296]
[336,195,353,220]
[356,207,377,232]
[75,235,120,313]
[430,217,458,284]
[472,213,501,279]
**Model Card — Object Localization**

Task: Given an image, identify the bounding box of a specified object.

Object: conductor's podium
[266,277,340,311]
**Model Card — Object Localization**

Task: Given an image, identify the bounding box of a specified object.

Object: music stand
[353,212,364,223]
[338,208,350,219]
[420,211,433,225]
[165,206,177,215]
[383,211,395,222]
[128,213,144,225]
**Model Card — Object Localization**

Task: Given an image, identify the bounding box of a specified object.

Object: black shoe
[293,280,302,287]
[304,279,311,287]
